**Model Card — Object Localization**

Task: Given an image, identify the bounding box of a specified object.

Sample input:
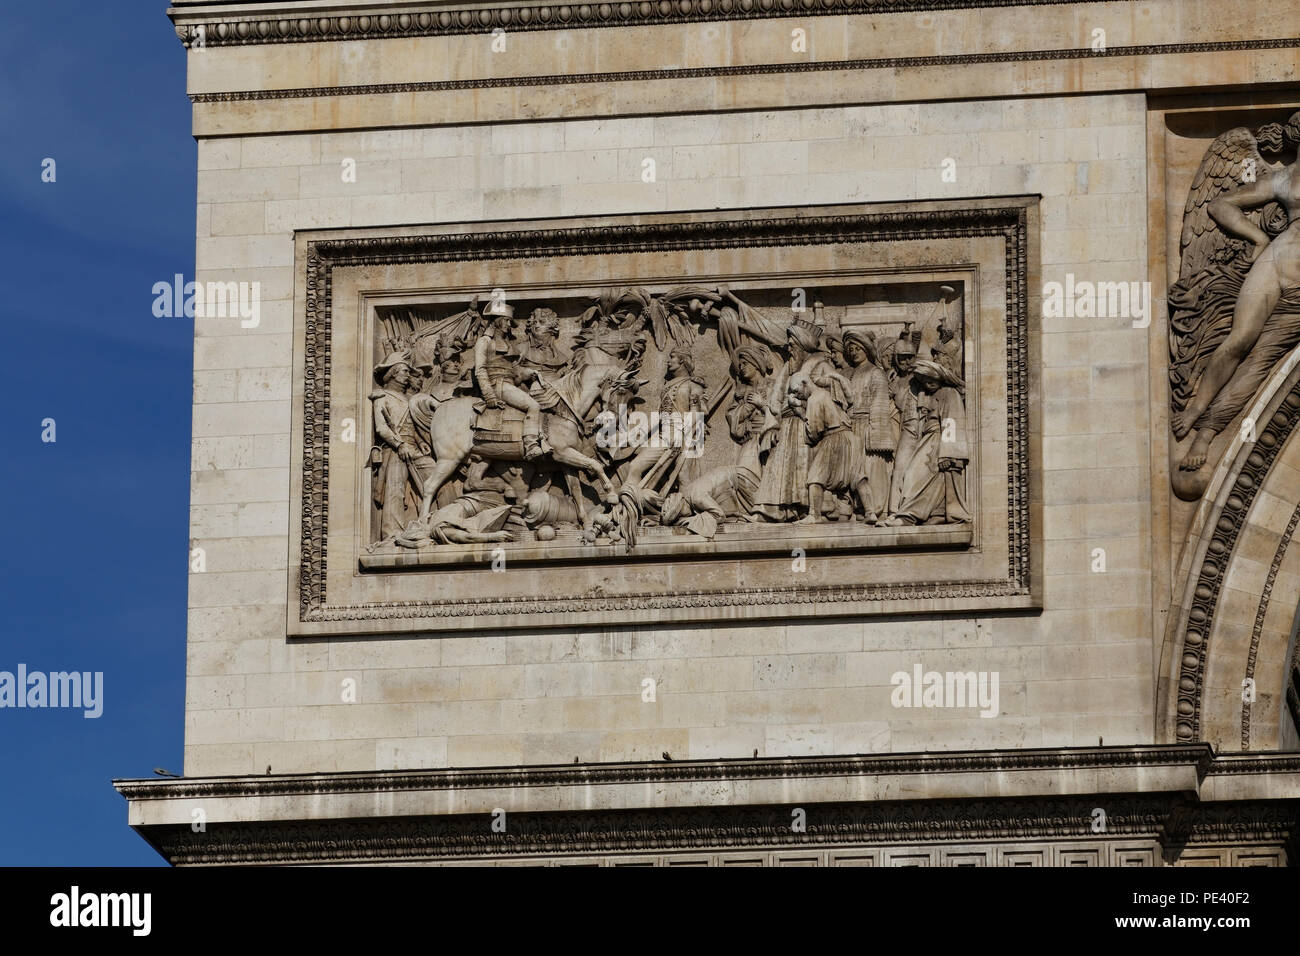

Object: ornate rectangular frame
[288,198,1041,635]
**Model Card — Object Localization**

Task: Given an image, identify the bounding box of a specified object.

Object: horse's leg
[553,447,617,504]
[419,456,465,518]
[420,399,474,517]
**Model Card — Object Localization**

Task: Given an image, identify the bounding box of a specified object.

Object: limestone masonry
[116,0,1300,865]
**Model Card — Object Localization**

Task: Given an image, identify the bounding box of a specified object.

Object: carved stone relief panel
[1157,105,1300,748]
[1168,109,1300,500]
[363,276,972,562]
[288,199,1041,634]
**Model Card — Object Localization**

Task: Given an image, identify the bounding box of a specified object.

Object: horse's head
[598,368,649,414]
[578,328,649,367]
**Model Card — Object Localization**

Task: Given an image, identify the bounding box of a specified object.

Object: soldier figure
[661,343,773,537]
[370,352,437,540]
[518,307,568,384]
[621,347,707,491]
[932,319,962,379]
[473,301,546,460]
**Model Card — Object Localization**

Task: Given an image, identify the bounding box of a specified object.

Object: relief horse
[417,330,646,526]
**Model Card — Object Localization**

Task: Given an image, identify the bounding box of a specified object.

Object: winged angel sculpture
[1169,111,1300,499]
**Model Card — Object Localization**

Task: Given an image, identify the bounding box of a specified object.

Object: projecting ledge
[113,744,1264,831]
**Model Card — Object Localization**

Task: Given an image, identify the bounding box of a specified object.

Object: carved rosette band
[184,39,1300,103]
[172,0,1111,49]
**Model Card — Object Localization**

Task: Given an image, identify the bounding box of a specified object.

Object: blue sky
[0,2,194,864]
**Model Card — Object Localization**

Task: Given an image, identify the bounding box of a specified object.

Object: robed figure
[843,330,895,523]
[886,359,972,525]
[752,321,843,521]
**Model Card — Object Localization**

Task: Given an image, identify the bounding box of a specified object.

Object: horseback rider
[518,307,569,384]
[473,300,547,461]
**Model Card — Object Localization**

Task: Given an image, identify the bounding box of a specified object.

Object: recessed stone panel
[289,198,1042,634]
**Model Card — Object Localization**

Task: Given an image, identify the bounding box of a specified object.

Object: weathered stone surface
[116,746,1300,866]
[118,0,1300,866]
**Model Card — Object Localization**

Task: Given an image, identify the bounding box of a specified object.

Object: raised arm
[1208,172,1285,257]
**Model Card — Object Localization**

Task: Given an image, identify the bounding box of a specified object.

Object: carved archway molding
[1161,344,1300,749]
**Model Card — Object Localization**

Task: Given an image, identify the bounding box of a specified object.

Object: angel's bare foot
[1171,407,1201,441]
[797,514,822,525]
[1180,430,1214,471]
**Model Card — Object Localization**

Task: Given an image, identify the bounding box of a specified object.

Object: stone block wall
[186,90,1155,774]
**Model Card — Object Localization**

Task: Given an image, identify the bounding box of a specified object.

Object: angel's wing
[1178,127,1266,279]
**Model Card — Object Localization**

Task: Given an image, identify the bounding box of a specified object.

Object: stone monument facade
[116,0,1300,864]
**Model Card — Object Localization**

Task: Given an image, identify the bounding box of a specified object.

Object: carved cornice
[118,746,1300,864]
[1178,803,1300,845]
[307,582,1025,622]
[1154,798,1300,857]
[115,744,1211,802]
[187,37,1300,102]
[146,796,1193,865]
[298,204,1033,624]
[1205,752,1300,775]
[172,0,1109,50]
[306,208,1018,263]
